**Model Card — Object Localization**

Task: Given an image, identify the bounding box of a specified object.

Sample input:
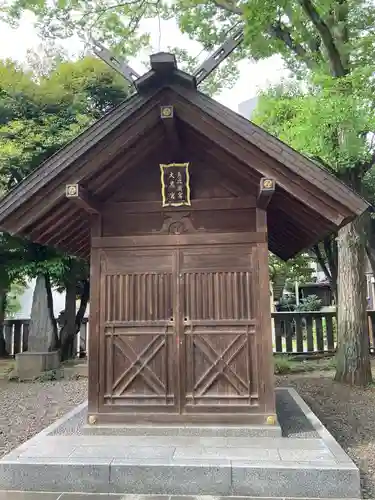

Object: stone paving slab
[48,389,319,440]
[0,493,362,500]
[0,388,361,499]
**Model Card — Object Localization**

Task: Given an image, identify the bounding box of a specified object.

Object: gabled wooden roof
[0,53,368,260]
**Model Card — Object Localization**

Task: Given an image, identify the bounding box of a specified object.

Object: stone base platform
[0,388,360,500]
[82,423,282,438]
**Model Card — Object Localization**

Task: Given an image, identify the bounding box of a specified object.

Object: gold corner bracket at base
[266,415,277,425]
[88,415,97,425]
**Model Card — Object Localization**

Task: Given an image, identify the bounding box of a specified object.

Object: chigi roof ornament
[91,24,244,91]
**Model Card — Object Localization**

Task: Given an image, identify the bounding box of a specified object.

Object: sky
[0,12,288,111]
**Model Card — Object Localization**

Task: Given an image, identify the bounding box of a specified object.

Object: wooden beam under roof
[257,178,276,210]
[65,184,101,215]
[160,105,181,156]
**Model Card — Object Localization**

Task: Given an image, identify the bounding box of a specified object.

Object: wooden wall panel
[101,207,256,236]
[104,273,173,322]
[180,245,260,414]
[99,249,177,412]
[111,160,238,203]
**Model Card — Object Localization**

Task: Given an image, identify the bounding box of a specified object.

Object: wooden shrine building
[0,53,368,426]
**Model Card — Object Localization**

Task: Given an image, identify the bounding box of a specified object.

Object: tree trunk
[335,216,372,385]
[60,279,77,361]
[0,291,8,357]
[45,273,59,350]
[60,278,89,360]
[75,279,89,328]
[312,236,338,303]
[75,279,89,358]
[364,216,375,276]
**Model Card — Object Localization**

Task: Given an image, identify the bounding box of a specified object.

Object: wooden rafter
[257,178,275,210]
[160,105,181,156]
[66,184,101,215]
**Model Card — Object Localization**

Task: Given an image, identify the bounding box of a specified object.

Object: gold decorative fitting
[160,105,174,119]
[262,179,274,190]
[88,415,97,425]
[66,184,78,197]
[266,415,276,425]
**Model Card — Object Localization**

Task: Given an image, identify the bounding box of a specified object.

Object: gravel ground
[0,378,87,457]
[1,374,375,498]
[275,372,375,499]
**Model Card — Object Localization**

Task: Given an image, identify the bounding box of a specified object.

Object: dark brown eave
[0,88,160,226]
[169,84,368,220]
[0,55,369,261]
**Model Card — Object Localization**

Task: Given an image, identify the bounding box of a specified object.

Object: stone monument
[15,275,60,379]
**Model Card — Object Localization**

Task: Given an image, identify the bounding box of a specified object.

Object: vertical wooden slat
[147,273,153,320]
[157,274,162,319]
[202,273,208,319]
[285,319,294,352]
[113,275,118,321]
[315,315,324,351]
[137,274,142,321]
[22,322,29,352]
[13,321,22,355]
[165,322,169,404]
[326,313,335,351]
[295,316,304,353]
[165,273,170,319]
[220,273,226,319]
[208,273,214,319]
[245,271,251,320]
[274,317,283,353]
[184,273,189,319]
[119,275,124,321]
[124,275,129,321]
[153,273,157,320]
[191,330,195,404]
[196,273,202,320]
[110,275,115,321]
[105,275,110,322]
[143,273,147,320]
[240,272,245,319]
[233,272,239,320]
[306,316,314,351]
[226,273,233,319]
[131,274,135,321]
[214,272,220,319]
[191,273,197,320]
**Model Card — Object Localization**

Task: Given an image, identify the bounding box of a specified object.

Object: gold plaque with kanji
[160,163,191,207]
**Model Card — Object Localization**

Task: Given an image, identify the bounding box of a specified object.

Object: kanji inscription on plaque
[160,163,191,207]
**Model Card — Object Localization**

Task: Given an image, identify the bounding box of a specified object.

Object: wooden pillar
[87,213,102,423]
[256,178,277,422]
[65,183,102,423]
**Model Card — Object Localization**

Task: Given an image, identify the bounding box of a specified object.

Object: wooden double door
[99,239,263,422]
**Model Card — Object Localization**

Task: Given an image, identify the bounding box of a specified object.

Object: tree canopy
[0,55,131,191]
[0,53,133,355]
[1,0,375,382]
